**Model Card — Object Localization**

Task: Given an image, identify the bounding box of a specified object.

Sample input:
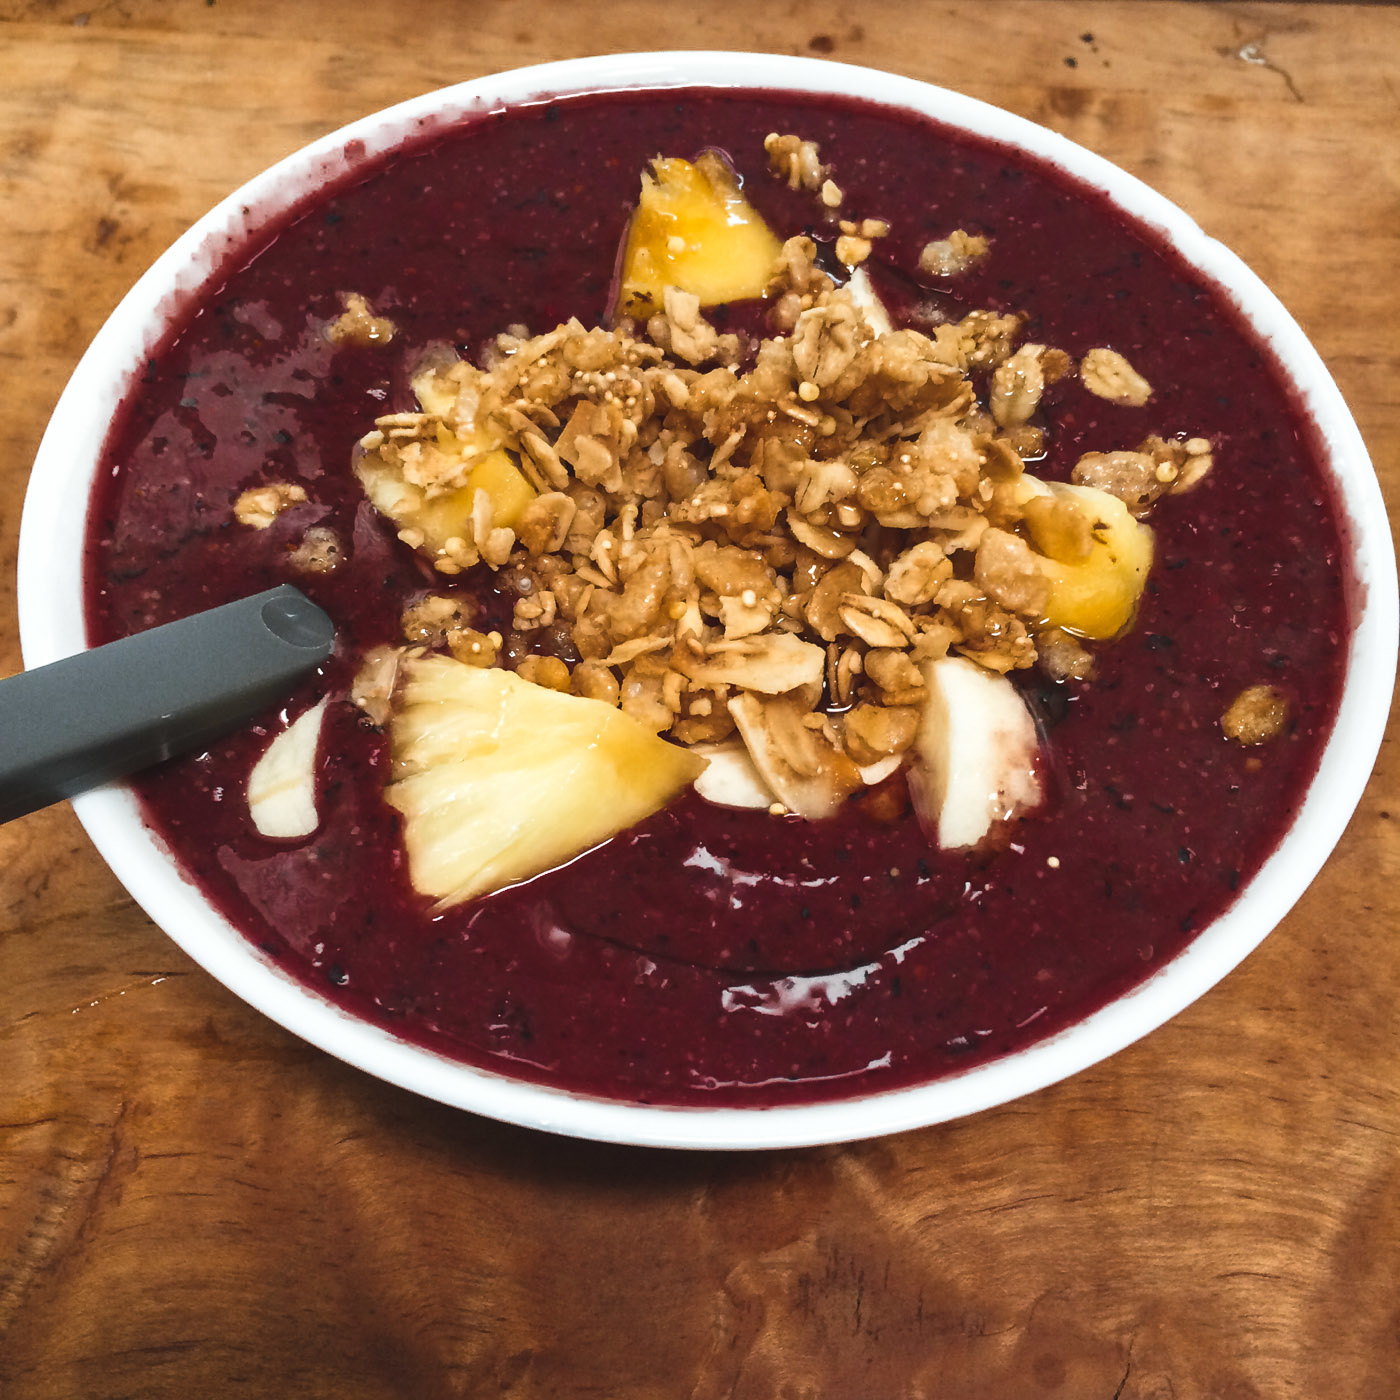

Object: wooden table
[2,3,1397,1394]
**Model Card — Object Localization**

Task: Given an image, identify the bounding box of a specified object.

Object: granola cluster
[763,131,843,209]
[339,136,1216,810]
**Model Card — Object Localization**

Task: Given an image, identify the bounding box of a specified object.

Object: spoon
[0,585,335,824]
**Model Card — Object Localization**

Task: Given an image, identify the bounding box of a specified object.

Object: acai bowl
[17,52,1396,1149]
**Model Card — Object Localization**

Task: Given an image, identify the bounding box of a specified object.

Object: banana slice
[844,265,894,337]
[910,657,1042,849]
[727,692,862,821]
[691,740,897,813]
[247,698,329,840]
[691,741,774,809]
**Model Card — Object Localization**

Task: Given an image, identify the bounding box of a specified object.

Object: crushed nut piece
[764,133,829,192]
[326,292,396,347]
[289,525,344,574]
[350,646,401,726]
[234,482,306,529]
[974,528,1050,617]
[1036,628,1096,682]
[835,234,872,268]
[990,344,1046,428]
[1081,347,1152,406]
[838,594,916,649]
[1222,685,1290,745]
[1071,449,1166,518]
[517,654,572,692]
[401,593,474,646]
[844,702,920,766]
[447,629,500,669]
[1175,437,1215,493]
[919,230,989,278]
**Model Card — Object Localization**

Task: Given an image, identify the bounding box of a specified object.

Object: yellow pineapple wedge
[386,655,706,908]
[1023,479,1154,640]
[615,153,783,320]
[356,445,536,557]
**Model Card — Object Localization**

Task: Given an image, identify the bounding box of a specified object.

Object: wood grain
[2,2,1398,1395]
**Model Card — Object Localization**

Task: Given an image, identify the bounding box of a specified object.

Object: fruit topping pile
[237,133,1225,906]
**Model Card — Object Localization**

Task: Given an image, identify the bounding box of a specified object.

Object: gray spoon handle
[0,585,335,824]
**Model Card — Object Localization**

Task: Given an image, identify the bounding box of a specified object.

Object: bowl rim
[18,50,1398,1150]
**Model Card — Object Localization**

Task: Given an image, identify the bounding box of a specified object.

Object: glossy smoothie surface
[85,89,1349,1105]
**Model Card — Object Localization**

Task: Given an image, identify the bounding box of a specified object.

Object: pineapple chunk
[356,446,535,557]
[410,362,460,418]
[461,449,536,529]
[616,154,783,320]
[386,656,706,907]
[1024,479,1154,640]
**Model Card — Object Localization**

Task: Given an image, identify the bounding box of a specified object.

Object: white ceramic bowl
[18,52,1396,1150]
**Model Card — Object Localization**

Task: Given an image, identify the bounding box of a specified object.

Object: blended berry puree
[84,90,1350,1106]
